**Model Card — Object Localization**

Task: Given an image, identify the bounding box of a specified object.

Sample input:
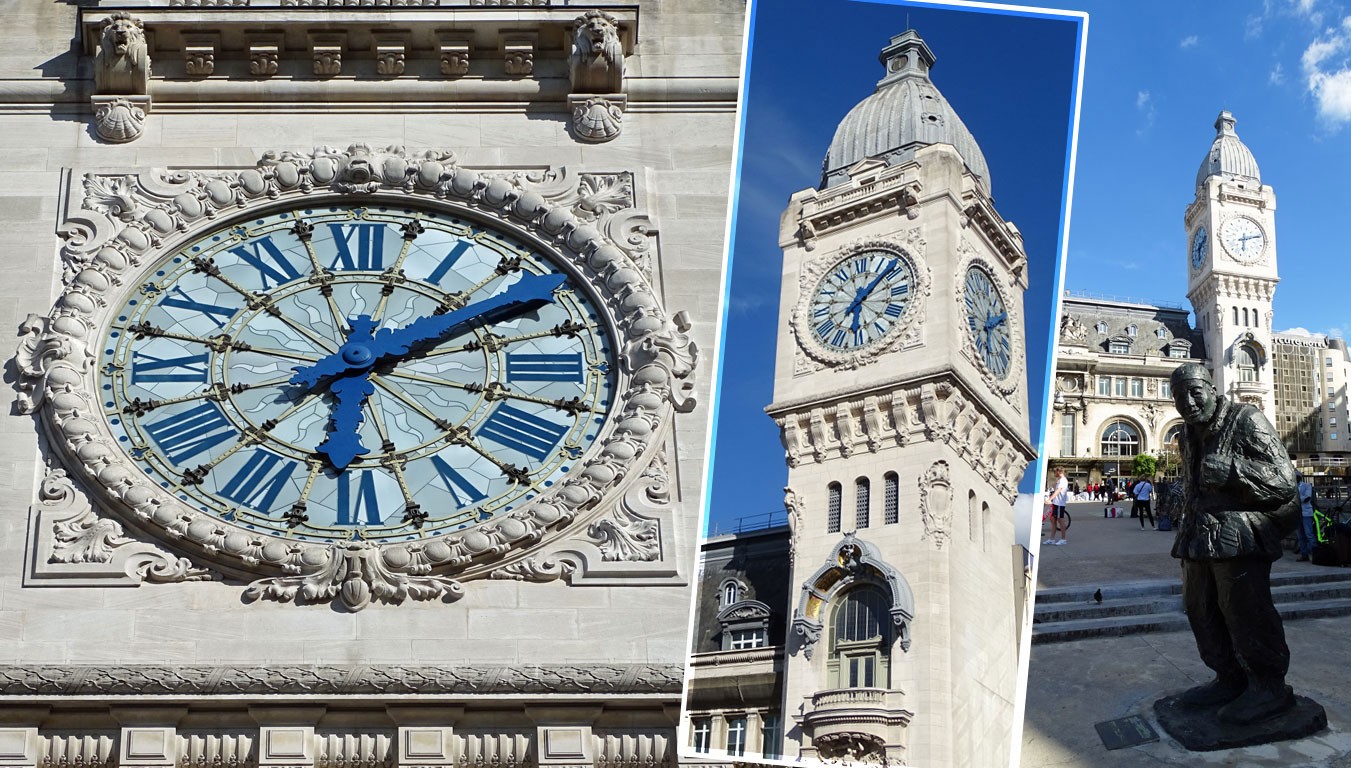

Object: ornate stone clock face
[807,249,917,352]
[97,205,615,544]
[1220,215,1266,264]
[1191,226,1208,270]
[963,265,1012,379]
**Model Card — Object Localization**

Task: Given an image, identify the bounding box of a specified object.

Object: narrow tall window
[761,715,782,759]
[691,719,711,754]
[726,717,747,757]
[1061,419,1076,457]
[981,502,991,553]
[827,482,841,533]
[722,581,739,607]
[1234,306,1239,326]
[884,472,899,524]
[855,478,870,529]
[968,490,978,543]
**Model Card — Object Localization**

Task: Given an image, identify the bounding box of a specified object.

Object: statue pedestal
[1153,691,1327,752]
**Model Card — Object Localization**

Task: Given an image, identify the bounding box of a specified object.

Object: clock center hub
[342,344,374,366]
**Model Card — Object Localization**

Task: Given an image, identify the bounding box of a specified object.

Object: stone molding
[76,8,641,143]
[15,145,696,609]
[769,376,1026,502]
[0,664,684,696]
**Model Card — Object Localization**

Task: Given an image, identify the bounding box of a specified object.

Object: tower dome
[820,30,991,192]
[1195,110,1260,188]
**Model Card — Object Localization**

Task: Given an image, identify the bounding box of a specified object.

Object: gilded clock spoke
[293,221,349,335]
[363,389,398,455]
[432,255,525,315]
[281,459,324,529]
[120,375,290,417]
[418,320,595,359]
[369,374,539,485]
[176,392,321,486]
[370,218,426,324]
[126,322,322,364]
[380,456,426,528]
[188,255,338,354]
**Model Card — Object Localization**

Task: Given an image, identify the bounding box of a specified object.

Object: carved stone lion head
[573,10,621,62]
[100,12,145,57]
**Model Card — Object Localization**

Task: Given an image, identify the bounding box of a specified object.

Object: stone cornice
[0,664,684,697]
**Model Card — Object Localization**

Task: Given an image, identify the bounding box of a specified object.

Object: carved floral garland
[15,144,697,610]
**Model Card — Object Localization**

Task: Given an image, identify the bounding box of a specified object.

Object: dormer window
[1126,324,1138,337]
[720,579,745,608]
[1156,328,1168,340]
[1094,321,1107,334]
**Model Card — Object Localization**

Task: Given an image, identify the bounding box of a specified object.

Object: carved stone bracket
[16,145,696,608]
[567,11,626,142]
[91,13,151,143]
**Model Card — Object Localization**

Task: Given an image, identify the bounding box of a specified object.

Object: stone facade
[0,0,742,762]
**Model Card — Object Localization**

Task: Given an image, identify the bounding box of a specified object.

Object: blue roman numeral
[815,319,835,337]
[477,404,569,461]
[131,351,209,383]
[506,353,584,383]
[327,224,386,271]
[884,304,904,318]
[143,403,236,464]
[430,456,487,508]
[220,450,297,513]
[426,240,473,285]
[159,286,237,329]
[229,236,303,289]
[336,470,383,526]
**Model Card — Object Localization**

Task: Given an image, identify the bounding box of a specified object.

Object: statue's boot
[1217,680,1296,725]
[1174,674,1246,708]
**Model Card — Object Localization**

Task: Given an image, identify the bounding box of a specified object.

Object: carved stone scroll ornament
[567,11,626,142]
[92,13,151,143]
[917,460,952,549]
[27,467,215,586]
[16,145,696,609]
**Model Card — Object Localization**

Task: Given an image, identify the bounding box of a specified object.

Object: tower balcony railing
[799,687,912,763]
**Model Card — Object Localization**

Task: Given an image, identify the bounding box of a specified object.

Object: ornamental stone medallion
[16,144,697,610]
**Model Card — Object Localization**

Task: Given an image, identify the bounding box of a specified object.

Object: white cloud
[1271,62,1286,84]
[1135,90,1157,135]
[1180,35,1199,49]
[1301,16,1351,127]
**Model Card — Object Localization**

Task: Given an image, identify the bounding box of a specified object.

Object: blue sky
[1009,0,1351,339]
[703,0,1084,535]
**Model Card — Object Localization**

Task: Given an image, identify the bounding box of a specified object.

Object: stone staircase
[1032,568,1351,644]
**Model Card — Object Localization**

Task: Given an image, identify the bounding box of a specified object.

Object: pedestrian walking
[1296,472,1315,562]
[1133,476,1154,528]
[1045,467,1070,546]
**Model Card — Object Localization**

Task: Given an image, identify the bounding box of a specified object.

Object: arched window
[855,478,870,529]
[1242,308,1249,327]
[1163,423,1184,452]
[1101,419,1141,457]
[1233,306,1239,326]
[883,472,899,524]
[1238,345,1259,382]
[981,502,991,553]
[829,585,892,689]
[968,490,978,543]
[1126,324,1138,337]
[827,482,841,533]
[721,580,740,607]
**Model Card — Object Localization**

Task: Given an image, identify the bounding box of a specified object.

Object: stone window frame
[715,599,772,652]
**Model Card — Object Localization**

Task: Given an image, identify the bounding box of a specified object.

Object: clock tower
[771,31,1033,768]
[1185,110,1279,415]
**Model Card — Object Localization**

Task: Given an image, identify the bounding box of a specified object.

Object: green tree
[1132,453,1157,479]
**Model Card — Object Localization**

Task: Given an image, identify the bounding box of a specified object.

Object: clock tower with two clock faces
[770,31,1034,768]
[1185,110,1279,416]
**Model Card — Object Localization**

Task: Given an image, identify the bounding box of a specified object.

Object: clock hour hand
[290,316,379,391]
[984,312,1007,331]
[315,373,375,471]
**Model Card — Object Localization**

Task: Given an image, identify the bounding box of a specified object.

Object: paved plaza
[1022,500,1351,767]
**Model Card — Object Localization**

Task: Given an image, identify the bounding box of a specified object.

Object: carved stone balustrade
[798,687,912,765]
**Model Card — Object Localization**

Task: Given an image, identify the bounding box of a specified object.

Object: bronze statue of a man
[1168,363,1300,725]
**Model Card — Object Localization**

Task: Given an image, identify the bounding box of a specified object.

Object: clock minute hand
[369,272,566,362]
[846,258,899,316]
